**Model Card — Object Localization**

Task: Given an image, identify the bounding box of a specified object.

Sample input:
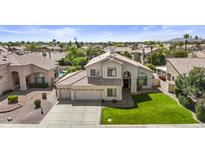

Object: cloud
[0,26,78,39]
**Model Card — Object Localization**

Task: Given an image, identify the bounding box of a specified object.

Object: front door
[123,79,129,88]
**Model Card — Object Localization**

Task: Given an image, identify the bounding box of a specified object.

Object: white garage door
[75,89,102,100]
[59,88,71,99]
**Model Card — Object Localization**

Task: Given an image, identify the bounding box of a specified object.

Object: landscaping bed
[101,93,198,124]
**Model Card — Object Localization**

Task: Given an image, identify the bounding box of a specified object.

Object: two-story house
[0,51,58,95]
[55,51,153,101]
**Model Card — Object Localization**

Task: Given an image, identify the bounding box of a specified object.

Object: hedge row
[177,93,205,123]
[29,83,49,88]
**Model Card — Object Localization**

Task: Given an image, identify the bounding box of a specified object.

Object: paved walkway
[102,89,134,108]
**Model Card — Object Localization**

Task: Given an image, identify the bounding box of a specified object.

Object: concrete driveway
[41,100,101,127]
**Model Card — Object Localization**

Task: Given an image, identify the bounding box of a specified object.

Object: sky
[0,25,205,42]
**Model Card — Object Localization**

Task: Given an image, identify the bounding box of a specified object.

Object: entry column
[19,75,27,91]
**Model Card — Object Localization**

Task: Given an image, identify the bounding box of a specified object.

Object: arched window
[137,73,148,86]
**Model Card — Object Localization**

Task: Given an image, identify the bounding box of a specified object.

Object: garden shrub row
[178,94,195,110]
[195,104,205,122]
[177,93,205,123]
[2,89,13,95]
[29,83,49,88]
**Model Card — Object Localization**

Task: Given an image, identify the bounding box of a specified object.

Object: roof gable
[85,51,153,72]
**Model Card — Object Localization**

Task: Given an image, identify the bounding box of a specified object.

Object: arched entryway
[123,71,131,89]
[11,71,20,89]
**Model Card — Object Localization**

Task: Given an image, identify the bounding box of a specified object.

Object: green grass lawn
[101,93,198,124]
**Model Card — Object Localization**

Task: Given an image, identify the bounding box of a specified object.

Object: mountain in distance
[167,37,204,42]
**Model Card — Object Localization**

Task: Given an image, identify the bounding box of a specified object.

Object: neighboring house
[56,51,153,101]
[160,58,205,92]
[0,52,58,95]
[103,46,133,53]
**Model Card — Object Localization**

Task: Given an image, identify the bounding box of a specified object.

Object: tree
[72,57,87,68]
[121,51,132,59]
[194,35,199,41]
[52,39,56,46]
[175,67,205,98]
[183,34,190,53]
[178,41,184,49]
[74,37,80,48]
[146,47,168,66]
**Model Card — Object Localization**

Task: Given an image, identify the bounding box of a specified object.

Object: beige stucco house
[159,58,205,92]
[56,51,153,101]
[0,51,58,95]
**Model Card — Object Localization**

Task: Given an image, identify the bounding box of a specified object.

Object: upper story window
[107,67,117,77]
[90,69,99,76]
[172,76,175,81]
[167,73,171,81]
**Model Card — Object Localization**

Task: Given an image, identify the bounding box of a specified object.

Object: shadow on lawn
[132,93,153,108]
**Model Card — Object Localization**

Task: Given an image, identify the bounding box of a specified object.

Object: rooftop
[85,51,153,72]
[0,52,57,70]
[56,70,123,86]
[167,58,205,74]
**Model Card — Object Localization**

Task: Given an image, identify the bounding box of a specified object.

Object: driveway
[41,99,101,127]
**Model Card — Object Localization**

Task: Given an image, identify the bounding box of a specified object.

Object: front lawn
[101,93,198,124]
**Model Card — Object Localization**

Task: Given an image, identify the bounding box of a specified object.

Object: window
[172,76,175,81]
[137,73,148,86]
[107,88,117,97]
[90,69,99,76]
[167,73,171,81]
[107,67,116,77]
[34,73,45,84]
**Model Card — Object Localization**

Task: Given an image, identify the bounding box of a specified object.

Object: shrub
[66,66,81,73]
[145,63,156,71]
[175,88,182,98]
[172,50,188,58]
[29,83,49,88]
[42,93,47,99]
[34,99,41,109]
[2,89,13,95]
[112,100,117,103]
[7,95,18,103]
[178,94,194,110]
[195,104,205,122]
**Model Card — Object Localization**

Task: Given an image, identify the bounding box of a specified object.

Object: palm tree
[52,39,56,46]
[183,34,190,53]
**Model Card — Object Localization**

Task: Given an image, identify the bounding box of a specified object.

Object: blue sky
[0,25,205,42]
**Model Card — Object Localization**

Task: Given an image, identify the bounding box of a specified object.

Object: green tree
[183,34,190,53]
[72,57,87,68]
[146,47,168,66]
[175,67,205,97]
[121,51,132,59]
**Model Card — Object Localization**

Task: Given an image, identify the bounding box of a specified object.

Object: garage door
[75,89,102,100]
[59,88,71,99]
